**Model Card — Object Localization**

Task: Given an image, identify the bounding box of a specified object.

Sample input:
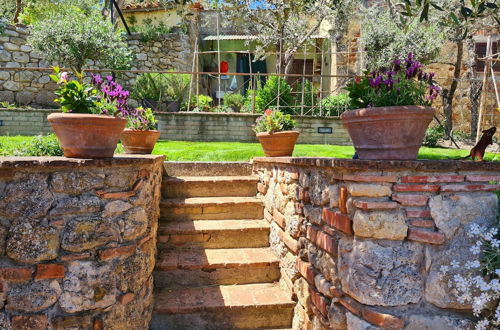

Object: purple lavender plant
[345,52,441,108]
[91,74,131,117]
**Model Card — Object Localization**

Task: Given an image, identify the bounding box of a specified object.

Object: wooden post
[477,37,492,142]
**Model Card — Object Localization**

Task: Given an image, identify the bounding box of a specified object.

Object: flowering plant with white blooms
[439,222,500,330]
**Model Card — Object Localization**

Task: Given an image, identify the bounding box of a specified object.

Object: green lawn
[1,135,498,161]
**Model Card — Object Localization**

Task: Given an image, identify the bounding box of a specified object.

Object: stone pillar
[253,158,500,329]
[0,155,164,329]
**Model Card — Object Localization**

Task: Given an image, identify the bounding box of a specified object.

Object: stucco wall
[253,157,500,329]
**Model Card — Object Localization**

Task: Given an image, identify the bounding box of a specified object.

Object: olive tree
[395,0,499,136]
[215,0,360,74]
[29,8,132,74]
[360,8,444,70]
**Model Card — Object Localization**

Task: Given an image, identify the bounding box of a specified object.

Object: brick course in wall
[0,155,164,329]
[254,157,500,329]
[0,109,352,145]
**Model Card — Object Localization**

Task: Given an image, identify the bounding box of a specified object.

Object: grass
[1,135,498,161]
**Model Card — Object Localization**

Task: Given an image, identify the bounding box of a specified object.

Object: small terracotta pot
[256,131,300,157]
[120,129,160,154]
[48,113,127,158]
[340,105,435,160]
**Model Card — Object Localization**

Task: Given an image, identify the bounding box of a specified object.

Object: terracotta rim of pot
[48,113,127,159]
[340,105,434,122]
[340,105,435,160]
[120,129,161,155]
[256,130,300,157]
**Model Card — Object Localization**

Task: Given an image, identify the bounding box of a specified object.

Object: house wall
[0,155,163,329]
[253,157,500,329]
[0,109,352,145]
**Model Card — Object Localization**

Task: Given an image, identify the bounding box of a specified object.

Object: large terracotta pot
[340,105,435,160]
[120,129,160,154]
[256,131,300,157]
[47,113,127,158]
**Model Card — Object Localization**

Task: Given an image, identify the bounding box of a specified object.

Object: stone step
[157,219,270,248]
[162,176,259,198]
[160,197,263,221]
[154,248,280,288]
[163,161,252,177]
[152,283,295,329]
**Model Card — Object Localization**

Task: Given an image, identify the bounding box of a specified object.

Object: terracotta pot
[340,105,435,160]
[256,131,300,157]
[47,113,127,158]
[120,129,160,154]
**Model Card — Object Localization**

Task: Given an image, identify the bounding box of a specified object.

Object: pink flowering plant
[439,219,500,330]
[345,52,440,109]
[253,109,297,134]
[50,67,95,113]
[126,107,158,131]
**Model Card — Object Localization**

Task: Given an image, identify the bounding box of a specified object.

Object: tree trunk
[13,0,22,24]
[442,40,464,136]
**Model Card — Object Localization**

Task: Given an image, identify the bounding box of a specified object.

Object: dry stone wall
[0,109,351,145]
[0,24,192,108]
[253,157,500,329]
[0,155,163,329]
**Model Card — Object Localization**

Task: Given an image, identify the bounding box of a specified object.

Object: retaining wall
[0,155,163,329]
[253,157,500,329]
[0,24,192,108]
[0,109,351,145]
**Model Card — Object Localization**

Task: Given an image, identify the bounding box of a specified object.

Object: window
[475,41,500,72]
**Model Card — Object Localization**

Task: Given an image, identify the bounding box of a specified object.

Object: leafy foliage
[130,18,173,42]
[423,124,445,147]
[164,72,191,104]
[345,53,440,108]
[18,134,63,156]
[50,68,95,113]
[126,107,158,130]
[360,8,444,71]
[188,94,213,112]
[132,73,168,102]
[313,93,351,116]
[253,109,297,133]
[224,93,245,110]
[29,6,132,73]
[19,0,99,25]
[255,76,294,115]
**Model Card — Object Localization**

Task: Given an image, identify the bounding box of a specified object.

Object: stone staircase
[151,162,295,329]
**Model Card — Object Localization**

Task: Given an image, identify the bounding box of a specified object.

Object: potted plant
[342,53,439,160]
[164,72,191,112]
[47,69,128,158]
[120,107,160,154]
[224,93,245,112]
[254,109,299,157]
[132,73,167,111]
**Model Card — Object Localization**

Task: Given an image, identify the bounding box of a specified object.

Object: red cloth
[220,61,229,73]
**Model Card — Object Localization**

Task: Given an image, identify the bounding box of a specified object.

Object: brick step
[157,219,270,248]
[152,283,295,329]
[162,176,259,198]
[163,161,252,177]
[154,248,280,288]
[160,197,263,221]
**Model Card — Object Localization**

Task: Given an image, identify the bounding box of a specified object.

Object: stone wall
[0,155,163,329]
[0,24,192,108]
[0,109,351,145]
[253,157,500,329]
